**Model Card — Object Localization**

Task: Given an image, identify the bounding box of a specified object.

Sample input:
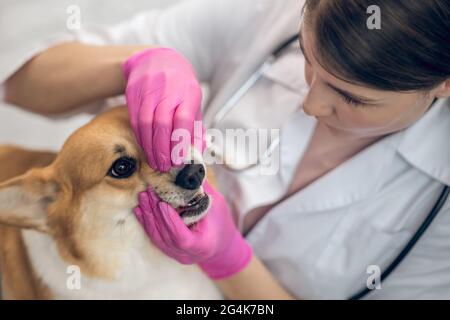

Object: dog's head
[0,106,210,278]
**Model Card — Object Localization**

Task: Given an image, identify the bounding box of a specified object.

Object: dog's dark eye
[108,157,137,179]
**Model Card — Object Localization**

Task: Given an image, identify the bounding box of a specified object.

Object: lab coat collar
[395,97,450,186]
[277,113,403,212]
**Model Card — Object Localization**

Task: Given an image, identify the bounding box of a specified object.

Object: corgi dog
[0,106,222,299]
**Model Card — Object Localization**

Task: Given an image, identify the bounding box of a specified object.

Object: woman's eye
[108,157,137,179]
[340,94,364,108]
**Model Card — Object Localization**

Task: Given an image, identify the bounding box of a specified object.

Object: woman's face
[299,23,443,139]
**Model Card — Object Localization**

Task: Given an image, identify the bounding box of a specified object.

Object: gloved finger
[134,191,158,236]
[145,189,188,248]
[138,95,158,170]
[147,208,175,250]
[146,188,197,250]
[176,254,199,265]
[144,189,208,258]
[152,97,179,172]
[134,206,158,239]
[156,201,197,251]
[125,92,143,147]
[144,205,199,263]
[137,190,152,212]
[133,206,145,226]
[171,91,202,166]
[136,191,181,252]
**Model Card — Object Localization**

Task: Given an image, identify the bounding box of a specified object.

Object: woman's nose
[302,85,335,117]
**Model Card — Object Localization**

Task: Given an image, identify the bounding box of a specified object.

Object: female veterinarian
[3,0,450,299]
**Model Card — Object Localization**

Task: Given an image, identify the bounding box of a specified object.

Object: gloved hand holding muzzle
[134,182,253,280]
[123,47,204,172]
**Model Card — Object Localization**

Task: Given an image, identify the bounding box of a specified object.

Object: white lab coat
[1,0,449,299]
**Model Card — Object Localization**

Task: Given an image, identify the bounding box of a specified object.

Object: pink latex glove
[123,47,204,172]
[134,182,253,280]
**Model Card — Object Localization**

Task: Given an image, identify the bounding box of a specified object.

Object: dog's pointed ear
[0,168,59,233]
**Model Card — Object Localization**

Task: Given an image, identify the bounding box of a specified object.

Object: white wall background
[0,0,181,151]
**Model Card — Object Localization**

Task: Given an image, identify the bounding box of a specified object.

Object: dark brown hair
[303,0,450,91]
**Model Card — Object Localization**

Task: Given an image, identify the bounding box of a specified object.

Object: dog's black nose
[175,164,205,190]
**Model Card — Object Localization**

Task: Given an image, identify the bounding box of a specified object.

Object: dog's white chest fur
[22,217,222,300]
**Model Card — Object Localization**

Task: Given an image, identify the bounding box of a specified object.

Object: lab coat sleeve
[0,0,261,97]
[96,0,248,83]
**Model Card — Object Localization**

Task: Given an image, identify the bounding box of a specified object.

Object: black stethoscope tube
[272,34,299,58]
[349,185,450,300]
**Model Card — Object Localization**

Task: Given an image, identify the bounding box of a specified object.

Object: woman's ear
[435,79,450,98]
[0,168,59,233]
